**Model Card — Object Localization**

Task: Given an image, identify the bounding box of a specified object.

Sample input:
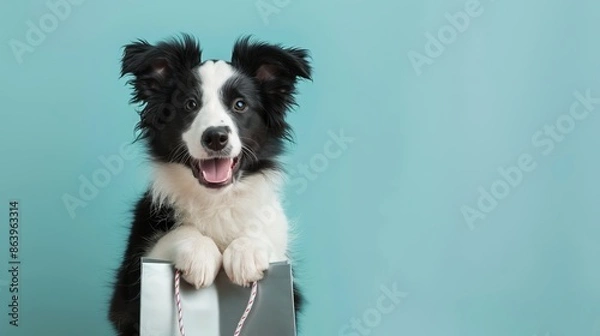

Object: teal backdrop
[1,0,600,335]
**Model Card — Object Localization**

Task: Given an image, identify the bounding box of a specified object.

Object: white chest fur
[150,162,290,261]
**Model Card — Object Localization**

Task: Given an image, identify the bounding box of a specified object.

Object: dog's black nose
[202,126,229,151]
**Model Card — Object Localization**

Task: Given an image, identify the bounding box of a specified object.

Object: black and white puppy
[108,35,311,335]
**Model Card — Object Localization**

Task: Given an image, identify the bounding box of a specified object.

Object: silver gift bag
[140,258,297,336]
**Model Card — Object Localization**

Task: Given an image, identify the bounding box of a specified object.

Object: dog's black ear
[231,36,312,104]
[121,34,201,103]
[231,37,311,138]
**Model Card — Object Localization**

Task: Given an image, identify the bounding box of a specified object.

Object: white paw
[223,237,270,287]
[173,236,222,289]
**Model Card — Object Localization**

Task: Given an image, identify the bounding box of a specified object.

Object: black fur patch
[109,35,312,335]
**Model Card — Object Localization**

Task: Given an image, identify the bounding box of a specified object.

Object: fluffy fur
[108,35,311,335]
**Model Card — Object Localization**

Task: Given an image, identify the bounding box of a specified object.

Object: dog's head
[121,35,311,189]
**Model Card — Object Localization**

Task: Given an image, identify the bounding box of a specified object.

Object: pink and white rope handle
[233,280,258,336]
[174,269,259,336]
[174,270,186,336]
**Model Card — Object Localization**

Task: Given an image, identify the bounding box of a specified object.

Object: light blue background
[1,0,600,335]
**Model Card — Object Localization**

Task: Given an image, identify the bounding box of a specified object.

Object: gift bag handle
[174,269,258,336]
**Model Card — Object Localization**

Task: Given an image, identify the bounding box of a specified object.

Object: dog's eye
[232,98,247,112]
[185,99,198,111]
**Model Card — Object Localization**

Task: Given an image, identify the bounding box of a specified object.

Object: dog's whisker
[168,142,188,163]
[241,145,259,164]
[240,136,260,148]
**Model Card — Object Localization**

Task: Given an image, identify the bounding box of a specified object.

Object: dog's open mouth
[191,157,240,189]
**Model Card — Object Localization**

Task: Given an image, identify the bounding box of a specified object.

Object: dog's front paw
[223,237,270,287]
[173,235,222,289]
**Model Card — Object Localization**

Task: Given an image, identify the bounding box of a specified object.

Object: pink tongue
[200,158,233,183]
